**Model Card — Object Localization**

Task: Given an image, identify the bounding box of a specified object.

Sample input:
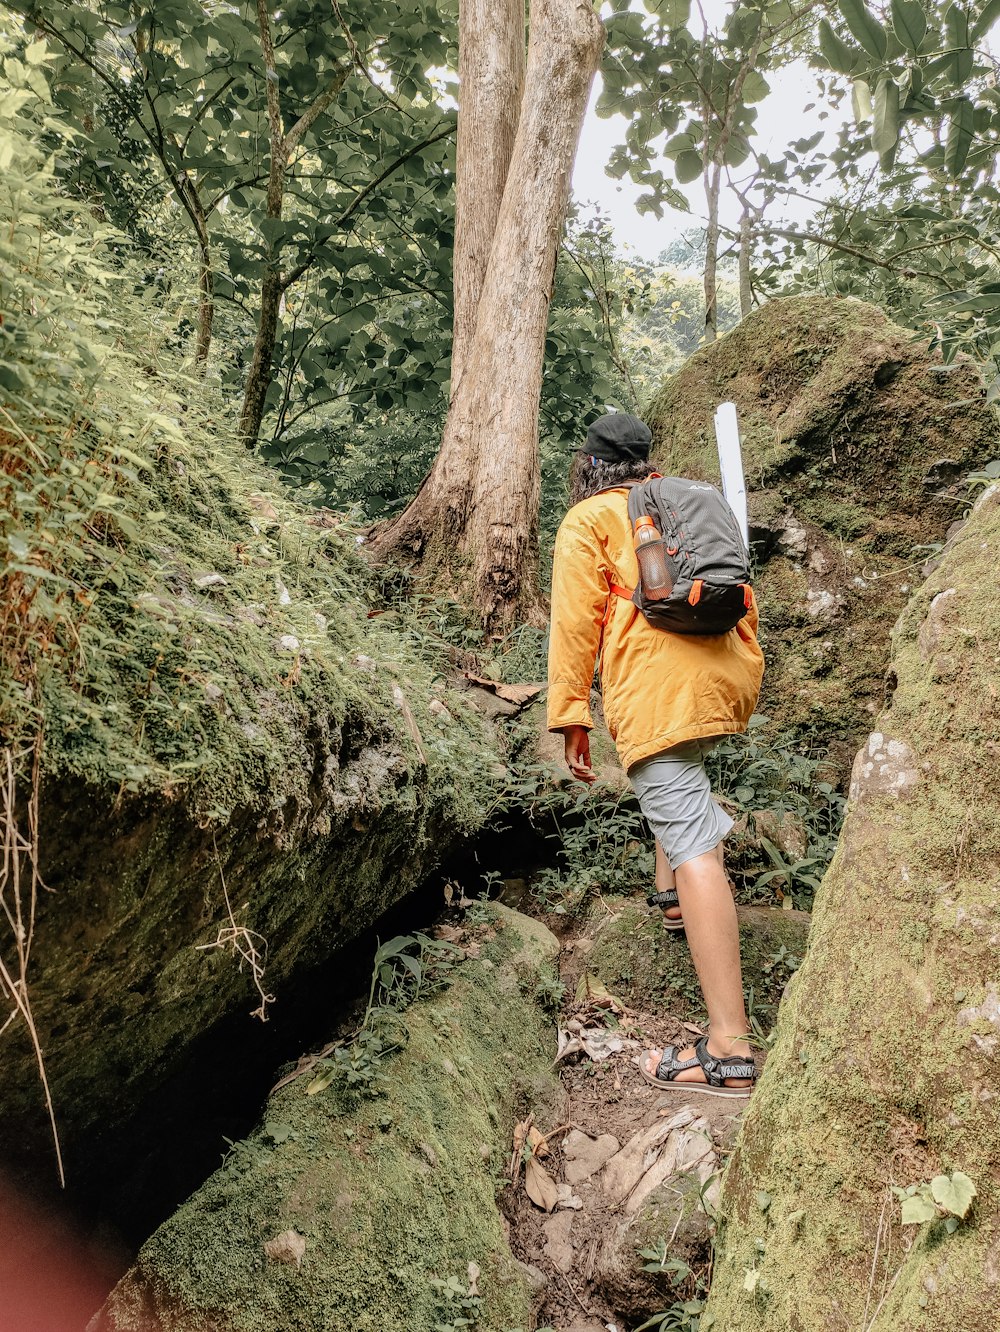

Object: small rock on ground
[562,1130,621,1186]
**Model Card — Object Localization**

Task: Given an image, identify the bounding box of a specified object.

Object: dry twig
[196,833,275,1021]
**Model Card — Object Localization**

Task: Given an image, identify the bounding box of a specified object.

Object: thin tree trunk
[239,0,346,447]
[451,0,526,395]
[738,205,753,317]
[703,159,722,343]
[194,229,214,365]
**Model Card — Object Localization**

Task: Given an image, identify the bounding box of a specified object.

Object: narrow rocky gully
[482,891,760,1332]
[456,750,809,1332]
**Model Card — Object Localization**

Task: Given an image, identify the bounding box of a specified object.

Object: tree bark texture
[451,0,526,396]
[705,485,1000,1330]
[738,206,753,317]
[370,0,603,630]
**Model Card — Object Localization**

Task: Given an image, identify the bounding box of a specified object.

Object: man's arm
[547,517,607,783]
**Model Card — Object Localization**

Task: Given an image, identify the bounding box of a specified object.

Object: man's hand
[563,724,596,784]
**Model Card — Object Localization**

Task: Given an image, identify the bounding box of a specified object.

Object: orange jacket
[547,488,764,772]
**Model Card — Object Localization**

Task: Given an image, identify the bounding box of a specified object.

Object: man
[546,412,764,1096]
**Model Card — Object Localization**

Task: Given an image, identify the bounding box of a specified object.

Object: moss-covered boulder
[0,426,503,1192]
[89,906,560,1332]
[647,296,997,775]
[704,485,1000,1331]
[578,899,810,1029]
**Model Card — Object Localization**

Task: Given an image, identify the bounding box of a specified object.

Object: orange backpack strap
[608,580,634,600]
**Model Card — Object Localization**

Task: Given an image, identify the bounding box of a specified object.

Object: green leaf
[900,1193,937,1224]
[24,39,50,67]
[931,1171,977,1218]
[972,0,1000,41]
[944,4,974,83]
[945,96,975,175]
[818,18,863,74]
[852,77,873,123]
[741,70,770,103]
[374,935,413,964]
[644,0,691,26]
[674,149,703,184]
[838,0,888,58]
[872,78,900,167]
[306,1068,336,1095]
[890,0,927,50]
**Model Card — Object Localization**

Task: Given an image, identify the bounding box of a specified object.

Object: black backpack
[614,476,753,635]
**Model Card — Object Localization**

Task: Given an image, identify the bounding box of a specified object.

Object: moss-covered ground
[705,487,1000,1331]
[581,900,810,1032]
[92,906,560,1332]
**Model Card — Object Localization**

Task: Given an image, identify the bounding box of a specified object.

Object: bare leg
[654,840,682,922]
[645,842,751,1087]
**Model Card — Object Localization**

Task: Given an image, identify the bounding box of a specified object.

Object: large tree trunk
[451,0,525,395]
[370,0,603,630]
[705,485,1000,1329]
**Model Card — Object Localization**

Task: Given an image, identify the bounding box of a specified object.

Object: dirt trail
[497,898,760,1332]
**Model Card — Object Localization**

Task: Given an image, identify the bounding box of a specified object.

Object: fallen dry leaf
[554,1030,585,1064]
[554,1026,638,1064]
[264,1229,306,1269]
[249,494,280,522]
[461,673,542,707]
[524,1156,559,1212]
[434,923,464,944]
[574,973,625,1012]
[527,1125,550,1159]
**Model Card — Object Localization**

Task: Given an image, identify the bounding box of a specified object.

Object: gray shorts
[629,741,734,871]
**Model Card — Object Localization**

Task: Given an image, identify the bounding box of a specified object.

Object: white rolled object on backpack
[714,402,749,551]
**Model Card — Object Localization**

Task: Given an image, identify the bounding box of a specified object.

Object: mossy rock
[579,899,810,1029]
[647,295,998,776]
[89,906,559,1332]
[0,421,505,1198]
[705,486,1000,1331]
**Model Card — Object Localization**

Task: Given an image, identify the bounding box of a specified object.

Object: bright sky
[572,8,851,263]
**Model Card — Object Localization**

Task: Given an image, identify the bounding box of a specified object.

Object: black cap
[585,412,652,463]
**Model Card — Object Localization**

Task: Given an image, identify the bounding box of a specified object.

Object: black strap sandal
[638,1036,757,1098]
[646,888,685,931]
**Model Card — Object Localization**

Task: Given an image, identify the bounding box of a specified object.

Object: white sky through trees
[572,3,851,262]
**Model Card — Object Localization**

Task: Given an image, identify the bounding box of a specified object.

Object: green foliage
[0,35,500,823]
[306,931,460,1102]
[533,966,567,1013]
[525,787,656,914]
[623,264,741,401]
[894,1170,977,1231]
[706,718,845,908]
[13,0,458,441]
[763,0,1000,393]
[430,1273,482,1331]
[634,1244,708,1332]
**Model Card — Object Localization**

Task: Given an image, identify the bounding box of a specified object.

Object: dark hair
[568,453,657,507]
